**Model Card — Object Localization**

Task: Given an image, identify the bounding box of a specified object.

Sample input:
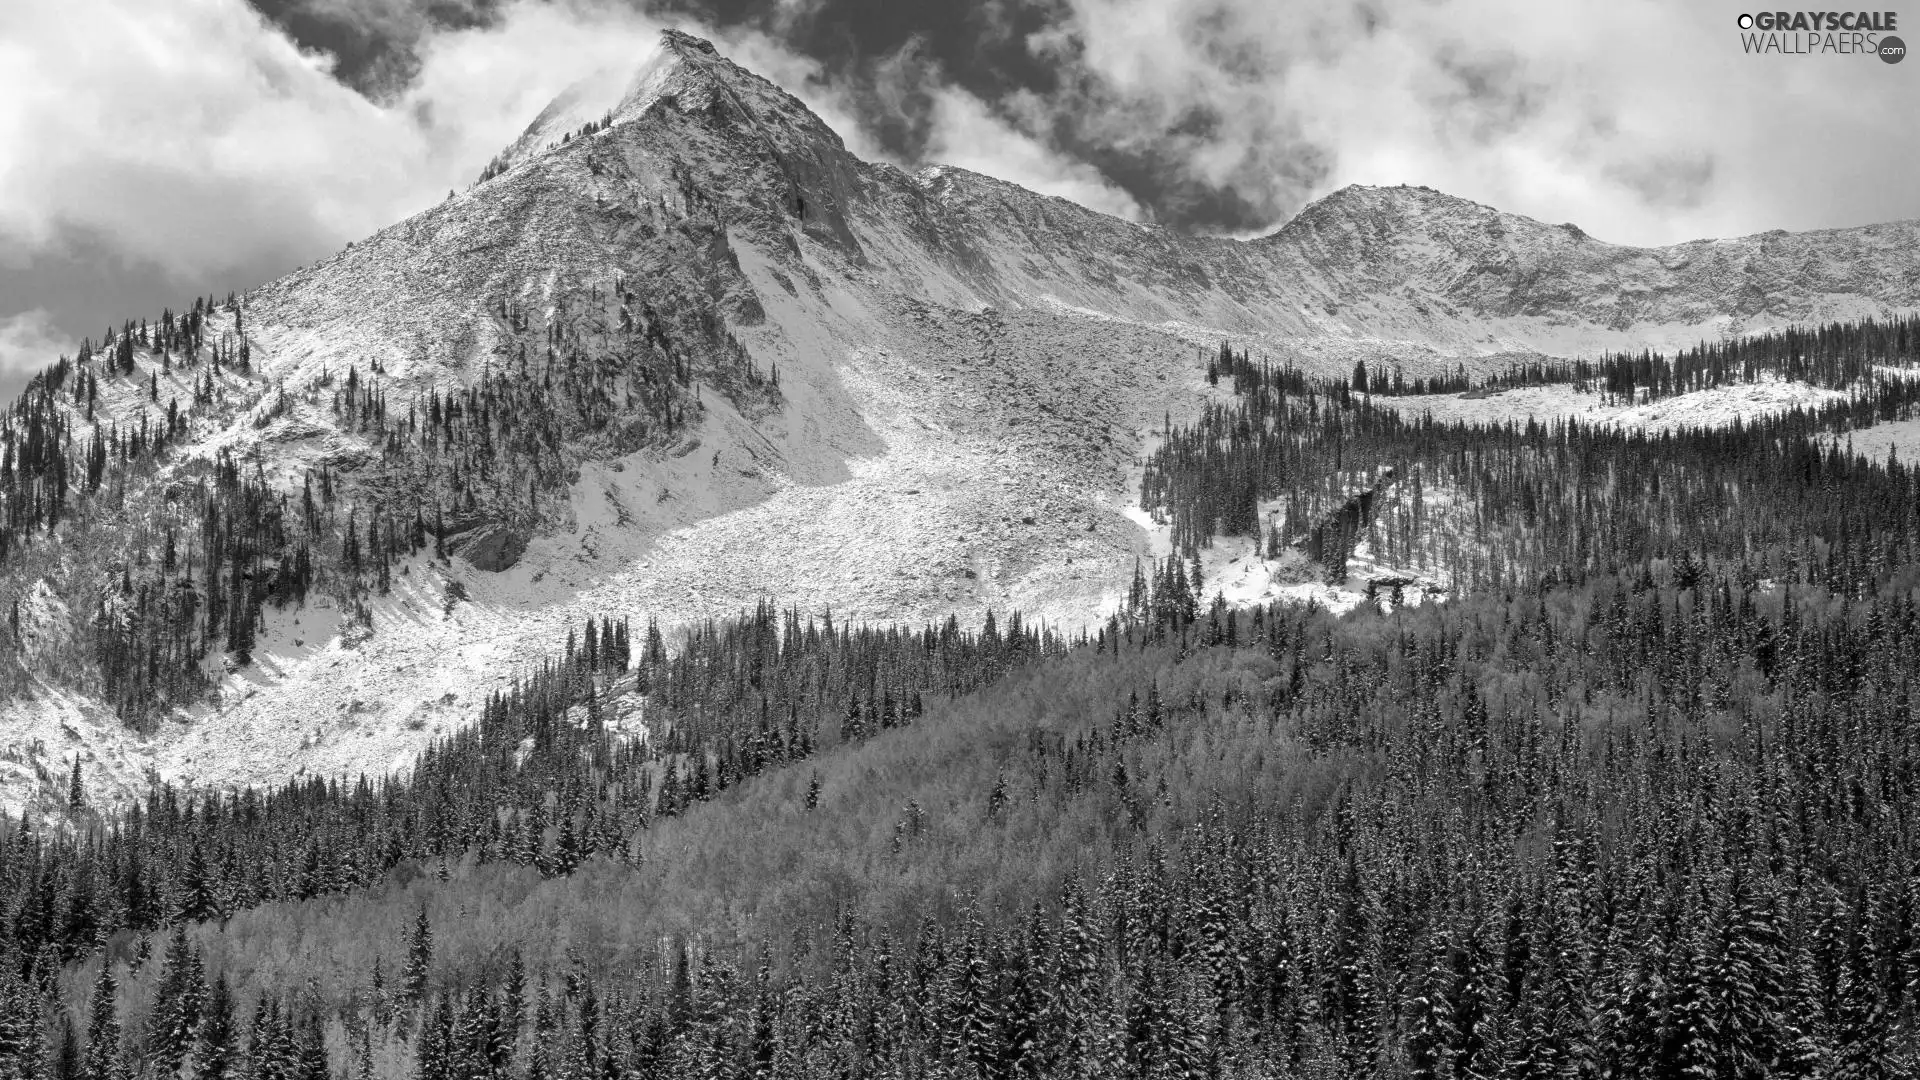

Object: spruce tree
[403,903,433,1003]
[414,993,453,1080]
[78,965,123,1080]
[146,927,205,1078]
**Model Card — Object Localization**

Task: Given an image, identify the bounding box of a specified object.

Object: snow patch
[1380,378,1848,431]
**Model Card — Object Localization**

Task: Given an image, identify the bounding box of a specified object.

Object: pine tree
[294,1017,327,1080]
[177,842,219,924]
[146,926,205,1078]
[78,965,123,1080]
[403,904,433,1003]
[195,975,237,1080]
[957,918,1003,1079]
[54,1016,78,1080]
[1405,939,1460,1080]
[414,993,453,1080]
[243,997,293,1080]
[0,967,47,1080]
[501,949,527,1040]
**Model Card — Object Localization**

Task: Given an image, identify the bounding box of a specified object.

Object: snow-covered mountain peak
[1270,182,1602,263]
[18,30,1920,812]
[481,29,851,194]
[1282,182,1498,221]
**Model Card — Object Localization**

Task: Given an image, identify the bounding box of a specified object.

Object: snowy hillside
[1377,377,1849,431]
[12,28,1920,812]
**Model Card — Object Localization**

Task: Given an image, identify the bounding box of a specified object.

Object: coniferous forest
[5,317,1920,1079]
[1343,313,1920,401]
[0,165,774,726]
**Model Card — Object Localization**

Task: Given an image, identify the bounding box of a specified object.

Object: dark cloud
[1605,152,1717,212]
[0,237,290,403]
[0,244,269,349]
[247,0,503,98]
[849,37,941,160]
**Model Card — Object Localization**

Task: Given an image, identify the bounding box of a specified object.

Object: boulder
[451,525,529,572]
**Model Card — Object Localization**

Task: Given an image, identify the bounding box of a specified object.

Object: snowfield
[1820,418,1920,463]
[1378,377,1849,431]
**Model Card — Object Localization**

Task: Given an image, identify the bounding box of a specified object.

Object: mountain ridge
[1264,180,1920,334]
[272,28,1920,391]
[7,28,1920,814]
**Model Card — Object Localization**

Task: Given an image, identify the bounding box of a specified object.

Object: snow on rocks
[17,29,1920,811]
[1378,377,1848,432]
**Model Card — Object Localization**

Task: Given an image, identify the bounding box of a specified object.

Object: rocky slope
[8,28,1920,811]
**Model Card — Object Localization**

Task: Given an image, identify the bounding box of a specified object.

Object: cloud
[2,0,377,280]
[1003,0,1920,243]
[0,0,692,288]
[855,40,1145,219]
[0,0,1143,301]
[919,83,1146,220]
[0,310,67,380]
[697,30,1145,220]
[1018,0,1338,232]
[219,0,501,98]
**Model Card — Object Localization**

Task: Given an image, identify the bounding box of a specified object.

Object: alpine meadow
[5,21,1920,1080]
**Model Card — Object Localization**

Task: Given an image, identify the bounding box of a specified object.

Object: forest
[1345,313,1920,401]
[1160,337,1920,590]
[1,316,1920,1077]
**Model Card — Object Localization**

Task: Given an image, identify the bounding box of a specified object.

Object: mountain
[12,30,1920,1080]
[1263,183,1920,340]
[6,28,1920,813]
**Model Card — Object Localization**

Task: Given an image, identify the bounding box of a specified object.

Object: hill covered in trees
[2,333,1920,1075]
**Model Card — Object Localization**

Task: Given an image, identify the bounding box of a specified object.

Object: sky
[2,0,1919,400]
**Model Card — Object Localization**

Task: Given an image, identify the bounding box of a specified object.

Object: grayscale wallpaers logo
[1737,11,1905,60]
